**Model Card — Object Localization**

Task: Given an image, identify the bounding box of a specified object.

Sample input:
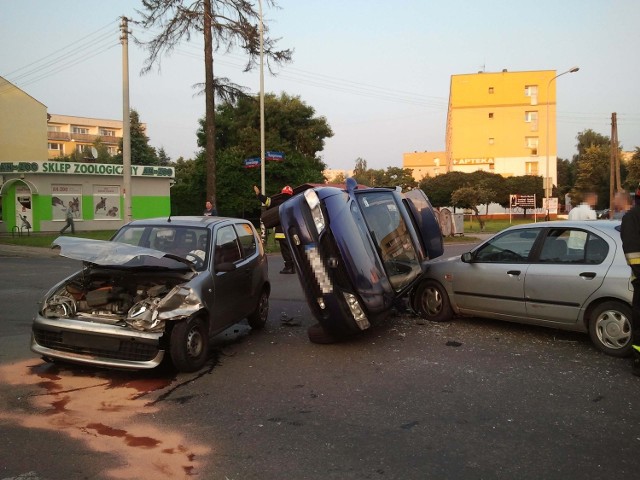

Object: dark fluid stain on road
[1,360,212,478]
[86,422,161,448]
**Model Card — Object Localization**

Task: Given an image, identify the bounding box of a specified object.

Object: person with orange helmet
[253,185,295,274]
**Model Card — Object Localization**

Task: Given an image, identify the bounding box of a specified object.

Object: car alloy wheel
[589,301,632,357]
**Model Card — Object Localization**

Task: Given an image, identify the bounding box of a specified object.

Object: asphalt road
[0,241,639,480]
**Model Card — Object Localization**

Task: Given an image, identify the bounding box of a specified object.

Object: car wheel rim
[423,287,442,316]
[595,309,631,349]
[186,327,204,358]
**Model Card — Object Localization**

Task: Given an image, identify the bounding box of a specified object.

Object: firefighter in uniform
[254,185,295,274]
[620,186,640,376]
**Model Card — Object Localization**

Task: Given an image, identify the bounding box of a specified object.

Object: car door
[453,228,540,320]
[524,227,611,324]
[211,224,246,329]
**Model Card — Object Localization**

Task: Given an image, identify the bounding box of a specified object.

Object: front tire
[413,279,453,322]
[588,301,632,357]
[248,289,269,330]
[307,323,340,344]
[170,316,209,372]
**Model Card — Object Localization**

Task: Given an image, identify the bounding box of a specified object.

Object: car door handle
[507,270,521,276]
[580,272,597,279]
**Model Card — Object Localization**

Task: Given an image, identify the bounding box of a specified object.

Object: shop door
[15,185,32,230]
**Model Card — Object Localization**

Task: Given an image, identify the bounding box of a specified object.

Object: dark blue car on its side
[279,178,443,343]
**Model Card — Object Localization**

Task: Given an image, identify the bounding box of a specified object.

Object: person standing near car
[253,185,295,274]
[59,200,75,235]
[620,186,640,376]
[568,192,597,220]
[203,200,217,216]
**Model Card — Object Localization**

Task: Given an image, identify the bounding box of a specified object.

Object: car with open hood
[31,216,270,372]
[278,178,443,343]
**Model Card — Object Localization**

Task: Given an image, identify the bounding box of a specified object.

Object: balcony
[47,131,121,145]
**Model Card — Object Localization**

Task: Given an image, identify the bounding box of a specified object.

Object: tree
[135,0,292,209]
[571,144,610,209]
[171,92,331,218]
[418,171,468,208]
[625,147,640,191]
[113,109,159,165]
[451,186,494,231]
[156,147,171,166]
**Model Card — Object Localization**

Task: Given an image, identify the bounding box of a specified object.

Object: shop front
[0,160,175,233]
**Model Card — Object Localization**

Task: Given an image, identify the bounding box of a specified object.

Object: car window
[234,223,257,259]
[539,228,608,264]
[214,225,242,265]
[357,191,421,290]
[474,228,541,263]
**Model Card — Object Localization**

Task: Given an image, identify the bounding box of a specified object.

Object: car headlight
[343,292,370,330]
[304,189,325,234]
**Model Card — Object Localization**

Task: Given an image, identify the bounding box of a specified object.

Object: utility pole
[120,16,132,223]
[609,112,619,217]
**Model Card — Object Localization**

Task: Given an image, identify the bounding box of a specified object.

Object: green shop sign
[0,161,174,178]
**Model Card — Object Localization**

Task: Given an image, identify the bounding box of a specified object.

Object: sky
[1,0,639,172]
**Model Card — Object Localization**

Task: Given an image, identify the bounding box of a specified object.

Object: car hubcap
[595,309,631,349]
[186,327,203,358]
[424,287,442,316]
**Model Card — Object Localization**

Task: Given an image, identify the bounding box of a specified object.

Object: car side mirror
[216,262,237,273]
[461,252,473,263]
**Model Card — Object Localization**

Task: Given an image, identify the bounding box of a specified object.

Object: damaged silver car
[31,216,270,372]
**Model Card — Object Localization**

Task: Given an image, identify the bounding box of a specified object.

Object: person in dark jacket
[203,200,217,216]
[620,186,640,376]
[254,185,295,274]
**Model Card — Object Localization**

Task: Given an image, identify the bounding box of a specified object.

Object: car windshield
[357,192,421,290]
[112,225,210,271]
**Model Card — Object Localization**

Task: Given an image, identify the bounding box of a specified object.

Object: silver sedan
[413,220,633,357]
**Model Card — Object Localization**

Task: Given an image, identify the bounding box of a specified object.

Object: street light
[545,66,579,218]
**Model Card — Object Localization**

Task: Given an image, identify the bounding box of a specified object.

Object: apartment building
[47,114,141,159]
[404,69,560,189]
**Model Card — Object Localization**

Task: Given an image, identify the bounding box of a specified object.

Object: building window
[525,136,539,155]
[488,87,494,94]
[107,146,118,155]
[47,125,61,132]
[525,161,539,175]
[99,128,115,137]
[48,143,63,151]
[488,112,494,119]
[72,126,89,135]
[489,138,495,145]
[525,111,539,131]
[524,85,538,105]
[76,144,92,153]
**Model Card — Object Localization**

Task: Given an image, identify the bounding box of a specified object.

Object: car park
[279,178,444,343]
[31,216,270,372]
[414,220,633,357]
